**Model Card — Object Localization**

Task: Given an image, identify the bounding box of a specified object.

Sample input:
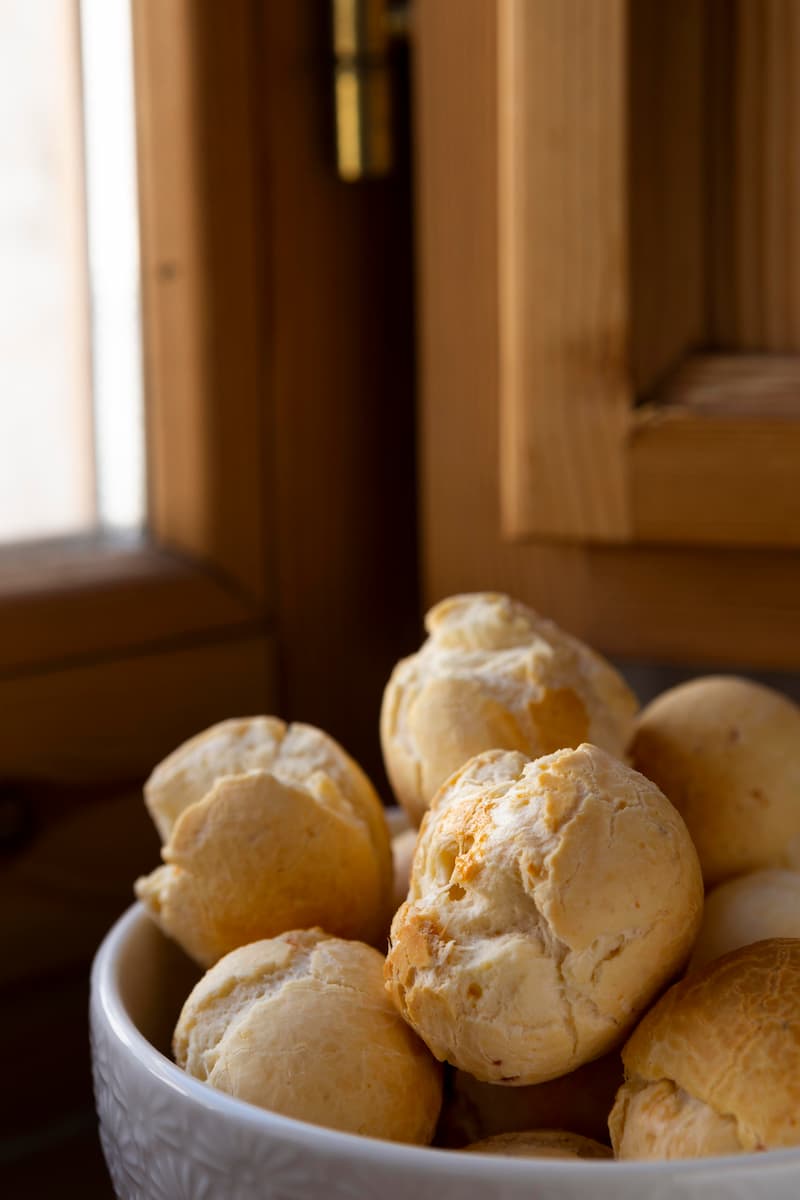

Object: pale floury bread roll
[145,716,381,844]
[462,1130,612,1159]
[174,929,443,1143]
[610,939,800,1158]
[135,720,392,966]
[631,676,800,886]
[688,868,800,972]
[385,744,703,1086]
[381,593,638,825]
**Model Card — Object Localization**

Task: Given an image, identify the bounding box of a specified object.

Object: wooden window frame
[415,0,800,669]
[496,0,800,550]
[0,0,276,783]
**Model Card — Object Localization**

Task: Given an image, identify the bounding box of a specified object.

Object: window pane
[0,0,144,544]
[0,0,94,540]
[81,0,145,531]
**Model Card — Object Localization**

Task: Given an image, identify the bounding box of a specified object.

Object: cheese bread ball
[385,744,703,1086]
[174,930,442,1143]
[381,593,638,825]
[135,724,392,966]
[610,939,800,1159]
[631,677,800,886]
[144,716,382,844]
[688,868,800,973]
[438,1053,622,1148]
[462,1130,612,1159]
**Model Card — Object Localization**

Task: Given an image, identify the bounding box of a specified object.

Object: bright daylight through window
[0,0,144,543]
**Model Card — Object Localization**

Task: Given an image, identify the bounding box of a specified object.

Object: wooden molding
[0,535,259,674]
[487,0,800,547]
[133,0,268,602]
[415,0,800,667]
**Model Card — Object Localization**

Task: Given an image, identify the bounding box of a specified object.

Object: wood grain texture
[629,0,706,395]
[632,355,800,545]
[498,0,630,541]
[415,0,800,668]
[257,3,418,782]
[710,0,800,349]
[133,0,268,601]
[0,634,275,782]
[0,536,255,673]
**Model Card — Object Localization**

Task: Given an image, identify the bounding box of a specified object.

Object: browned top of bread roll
[621,939,800,1151]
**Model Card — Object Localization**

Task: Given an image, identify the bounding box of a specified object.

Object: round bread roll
[385,744,703,1086]
[380,593,638,825]
[144,716,382,845]
[630,677,800,886]
[438,1053,622,1148]
[135,742,392,966]
[689,869,800,972]
[610,939,800,1159]
[462,1130,612,1159]
[174,929,442,1143]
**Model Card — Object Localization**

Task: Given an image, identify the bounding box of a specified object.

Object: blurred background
[2,0,800,1192]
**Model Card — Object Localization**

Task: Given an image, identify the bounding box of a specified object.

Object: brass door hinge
[332,0,410,180]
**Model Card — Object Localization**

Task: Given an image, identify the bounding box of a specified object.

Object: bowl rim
[91,903,800,1183]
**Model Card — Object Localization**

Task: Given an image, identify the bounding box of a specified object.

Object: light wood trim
[711,0,800,348]
[415,0,800,668]
[498,0,630,541]
[632,355,800,546]
[133,0,268,602]
[0,633,275,782]
[436,0,800,551]
[0,535,257,674]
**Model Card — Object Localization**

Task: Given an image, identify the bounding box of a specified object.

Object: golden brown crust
[462,1129,612,1159]
[384,744,703,1085]
[614,939,800,1154]
[631,677,800,886]
[609,1078,743,1160]
[174,930,443,1144]
[380,594,638,825]
[136,761,392,966]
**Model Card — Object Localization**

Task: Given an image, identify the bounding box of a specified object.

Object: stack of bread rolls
[134,592,800,1162]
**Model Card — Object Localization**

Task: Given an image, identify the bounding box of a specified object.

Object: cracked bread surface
[174,929,443,1143]
[144,717,389,860]
[610,938,800,1157]
[384,744,703,1085]
[136,755,392,966]
[380,594,638,826]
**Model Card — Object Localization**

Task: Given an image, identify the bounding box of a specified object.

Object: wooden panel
[710,0,800,349]
[632,355,800,545]
[497,0,630,541]
[415,0,800,669]
[258,3,418,782]
[0,634,276,782]
[629,0,706,395]
[0,536,255,673]
[133,0,268,601]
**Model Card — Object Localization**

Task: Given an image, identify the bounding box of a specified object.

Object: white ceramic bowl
[91,904,800,1200]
